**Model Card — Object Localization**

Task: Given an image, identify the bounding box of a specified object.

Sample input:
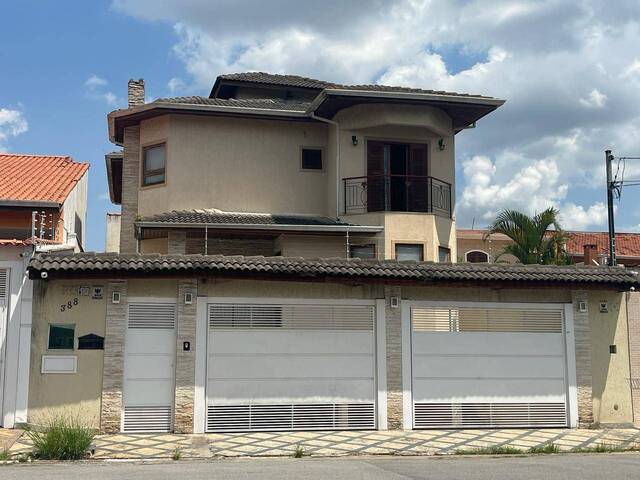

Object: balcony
[343,175,452,217]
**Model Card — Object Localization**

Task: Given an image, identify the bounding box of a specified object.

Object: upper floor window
[395,243,423,262]
[350,244,376,259]
[301,148,323,171]
[142,144,166,186]
[466,250,489,263]
[438,246,451,263]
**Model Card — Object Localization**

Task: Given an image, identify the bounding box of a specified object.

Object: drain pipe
[310,113,341,219]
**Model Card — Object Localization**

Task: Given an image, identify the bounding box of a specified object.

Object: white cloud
[167,77,185,94]
[579,89,607,108]
[0,108,28,151]
[111,0,640,230]
[83,74,120,107]
[559,202,608,230]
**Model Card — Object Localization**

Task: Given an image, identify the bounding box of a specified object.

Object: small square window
[48,324,75,350]
[395,244,423,262]
[350,244,376,259]
[142,144,166,186]
[301,148,323,170]
[438,246,451,263]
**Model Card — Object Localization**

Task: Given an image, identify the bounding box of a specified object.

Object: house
[0,153,88,427]
[457,228,640,266]
[23,73,640,434]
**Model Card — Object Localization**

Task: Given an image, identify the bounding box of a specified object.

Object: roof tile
[0,154,89,204]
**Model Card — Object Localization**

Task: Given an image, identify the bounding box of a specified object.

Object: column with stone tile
[384,286,403,429]
[572,290,593,426]
[101,280,128,433]
[174,279,198,433]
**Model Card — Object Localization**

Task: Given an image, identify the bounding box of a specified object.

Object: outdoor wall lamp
[438,138,446,151]
[352,135,358,146]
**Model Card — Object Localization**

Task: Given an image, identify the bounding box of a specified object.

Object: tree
[484,207,570,265]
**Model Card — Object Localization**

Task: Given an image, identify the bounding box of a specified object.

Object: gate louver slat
[413,403,567,428]
[207,403,375,432]
[128,303,176,329]
[0,268,7,301]
[122,406,173,432]
[209,304,374,330]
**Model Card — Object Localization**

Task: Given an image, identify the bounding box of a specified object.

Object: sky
[2,0,640,251]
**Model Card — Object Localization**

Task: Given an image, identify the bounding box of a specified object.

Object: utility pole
[606,149,616,266]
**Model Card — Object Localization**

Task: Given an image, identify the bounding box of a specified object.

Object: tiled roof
[0,154,89,204]
[218,72,337,90]
[27,253,640,288]
[152,96,310,111]
[566,232,640,258]
[137,209,355,226]
[217,72,498,100]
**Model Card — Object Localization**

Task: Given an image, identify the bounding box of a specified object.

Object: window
[48,324,75,350]
[350,244,376,259]
[466,250,489,263]
[301,148,323,170]
[142,144,166,186]
[438,247,451,263]
[395,243,423,262]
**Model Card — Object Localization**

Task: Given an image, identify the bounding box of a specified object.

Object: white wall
[61,171,88,251]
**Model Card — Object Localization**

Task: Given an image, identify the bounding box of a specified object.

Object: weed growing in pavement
[0,449,11,461]
[24,411,96,460]
[570,442,640,453]
[172,448,182,461]
[293,445,305,458]
[528,443,560,454]
[455,445,524,455]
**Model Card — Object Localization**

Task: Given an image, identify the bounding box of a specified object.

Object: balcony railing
[343,174,452,217]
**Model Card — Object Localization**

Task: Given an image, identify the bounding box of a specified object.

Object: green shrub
[529,443,560,454]
[455,445,523,455]
[24,412,96,460]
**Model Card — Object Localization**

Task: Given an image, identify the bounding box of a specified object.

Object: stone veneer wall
[626,291,640,426]
[572,290,593,426]
[174,279,198,432]
[385,286,403,429]
[100,280,128,433]
[119,126,140,254]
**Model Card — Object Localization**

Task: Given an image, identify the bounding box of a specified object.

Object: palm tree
[484,207,570,265]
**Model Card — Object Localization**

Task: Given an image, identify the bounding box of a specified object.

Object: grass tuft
[292,445,305,458]
[0,449,11,461]
[529,443,560,454]
[455,445,523,455]
[570,442,639,454]
[172,448,181,461]
[24,411,96,460]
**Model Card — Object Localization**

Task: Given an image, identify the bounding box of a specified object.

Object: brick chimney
[127,79,145,107]
[584,244,599,265]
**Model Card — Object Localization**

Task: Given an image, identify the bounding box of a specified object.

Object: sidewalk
[7,427,640,459]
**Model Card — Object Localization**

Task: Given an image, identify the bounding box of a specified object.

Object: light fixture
[352,135,358,146]
[438,138,446,151]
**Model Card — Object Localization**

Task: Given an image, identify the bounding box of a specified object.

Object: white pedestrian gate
[410,302,570,428]
[205,301,376,432]
[0,268,8,426]
[122,300,176,432]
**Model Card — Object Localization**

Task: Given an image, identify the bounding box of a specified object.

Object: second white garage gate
[405,301,576,429]
[202,299,378,432]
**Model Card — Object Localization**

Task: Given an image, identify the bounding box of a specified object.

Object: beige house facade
[22,72,640,433]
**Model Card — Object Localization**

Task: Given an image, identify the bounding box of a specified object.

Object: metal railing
[343,174,452,217]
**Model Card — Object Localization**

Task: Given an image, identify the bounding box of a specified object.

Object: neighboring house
[457,228,640,266]
[23,73,640,434]
[0,154,88,427]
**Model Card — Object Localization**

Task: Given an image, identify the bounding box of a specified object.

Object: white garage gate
[406,302,576,429]
[203,299,377,432]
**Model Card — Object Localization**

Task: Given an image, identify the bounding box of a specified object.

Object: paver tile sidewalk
[7,427,640,459]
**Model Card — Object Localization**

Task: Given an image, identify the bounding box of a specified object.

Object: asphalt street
[3,453,640,479]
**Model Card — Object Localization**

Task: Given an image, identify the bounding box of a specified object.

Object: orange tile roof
[565,231,640,258]
[0,154,89,204]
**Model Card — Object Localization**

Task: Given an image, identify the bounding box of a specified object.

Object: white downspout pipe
[310,113,340,219]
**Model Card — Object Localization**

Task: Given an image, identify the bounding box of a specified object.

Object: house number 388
[60,298,79,312]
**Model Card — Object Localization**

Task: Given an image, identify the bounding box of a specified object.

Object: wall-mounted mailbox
[78,334,105,350]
